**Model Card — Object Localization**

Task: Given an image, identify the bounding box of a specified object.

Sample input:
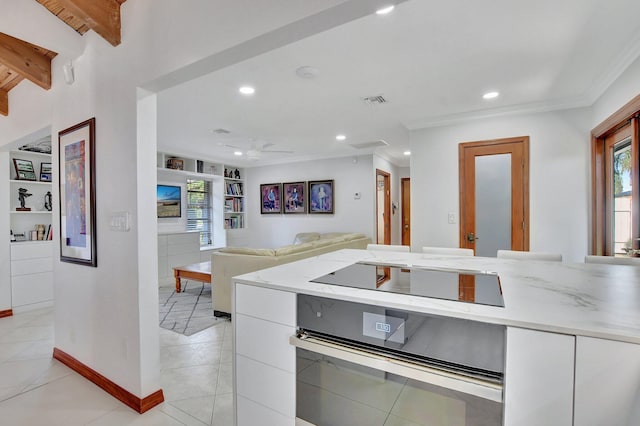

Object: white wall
[0,0,358,400]
[410,108,591,262]
[241,155,374,248]
[592,55,640,126]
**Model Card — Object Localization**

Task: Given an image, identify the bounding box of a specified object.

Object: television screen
[157,184,181,218]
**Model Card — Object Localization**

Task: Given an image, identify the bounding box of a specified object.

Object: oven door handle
[290,334,503,403]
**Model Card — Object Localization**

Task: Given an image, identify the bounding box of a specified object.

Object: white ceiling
[157,0,640,168]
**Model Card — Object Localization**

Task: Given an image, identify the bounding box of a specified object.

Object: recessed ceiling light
[296,66,319,79]
[336,134,346,141]
[376,5,395,15]
[483,91,499,100]
[403,151,411,156]
[239,86,255,95]
[234,151,243,156]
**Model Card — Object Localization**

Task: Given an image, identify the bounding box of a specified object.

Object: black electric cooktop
[310,262,505,307]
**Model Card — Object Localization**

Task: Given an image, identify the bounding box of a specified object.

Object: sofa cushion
[342,233,367,241]
[274,242,315,256]
[218,247,275,256]
[293,232,321,245]
[319,232,348,241]
[311,238,336,249]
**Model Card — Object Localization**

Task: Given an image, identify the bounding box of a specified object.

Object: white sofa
[211,232,370,316]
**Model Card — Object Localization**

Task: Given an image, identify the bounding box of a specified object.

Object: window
[592,101,639,256]
[187,179,212,246]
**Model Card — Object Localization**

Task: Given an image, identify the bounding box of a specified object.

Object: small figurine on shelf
[234,169,240,179]
[224,168,229,177]
[10,230,15,242]
[44,191,52,211]
[17,188,32,211]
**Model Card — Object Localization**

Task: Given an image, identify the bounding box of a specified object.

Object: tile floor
[0,305,234,425]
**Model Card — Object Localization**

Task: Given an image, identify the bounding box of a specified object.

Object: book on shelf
[226,182,244,196]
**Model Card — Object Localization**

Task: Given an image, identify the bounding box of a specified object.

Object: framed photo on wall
[260,183,282,214]
[59,118,97,267]
[283,181,306,214]
[309,180,334,214]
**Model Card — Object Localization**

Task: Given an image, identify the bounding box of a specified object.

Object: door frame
[376,169,391,245]
[458,136,530,253]
[401,177,410,246]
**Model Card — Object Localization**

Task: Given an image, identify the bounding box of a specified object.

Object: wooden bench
[173,261,211,293]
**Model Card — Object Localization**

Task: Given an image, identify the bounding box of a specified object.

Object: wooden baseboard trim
[0,309,13,318]
[52,348,164,413]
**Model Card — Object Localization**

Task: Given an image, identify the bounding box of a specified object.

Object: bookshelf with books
[224,168,245,230]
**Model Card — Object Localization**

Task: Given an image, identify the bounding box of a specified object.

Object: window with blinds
[187,179,212,246]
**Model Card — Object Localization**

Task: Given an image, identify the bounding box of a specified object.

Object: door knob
[467,232,479,243]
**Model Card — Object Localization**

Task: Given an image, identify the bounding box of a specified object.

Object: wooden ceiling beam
[54,0,124,46]
[0,32,56,90]
[0,89,8,116]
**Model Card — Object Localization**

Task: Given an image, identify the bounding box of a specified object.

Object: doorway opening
[376,169,391,245]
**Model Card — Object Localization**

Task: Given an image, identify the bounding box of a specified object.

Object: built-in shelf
[10,150,51,159]
[9,180,52,185]
[10,211,52,214]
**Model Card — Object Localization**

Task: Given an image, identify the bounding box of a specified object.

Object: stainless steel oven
[292,264,506,426]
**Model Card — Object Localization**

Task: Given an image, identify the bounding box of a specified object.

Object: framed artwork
[260,183,282,214]
[309,180,334,214]
[40,162,52,182]
[157,184,182,218]
[59,118,97,267]
[13,158,37,181]
[283,181,306,214]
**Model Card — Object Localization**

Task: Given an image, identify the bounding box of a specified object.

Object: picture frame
[39,162,52,182]
[260,183,282,214]
[309,180,334,214]
[166,157,184,170]
[283,181,306,214]
[13,158,37,181]
[157,184,182,218]
[59,118,97,267]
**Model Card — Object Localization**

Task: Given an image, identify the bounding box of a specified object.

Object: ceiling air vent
[213,128,231,134]
[348,140,389,149]
[362,95,387,105]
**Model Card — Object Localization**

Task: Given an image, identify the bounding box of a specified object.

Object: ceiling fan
[221,141,294,160]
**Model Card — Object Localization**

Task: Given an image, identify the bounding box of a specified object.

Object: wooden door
[401,178,410,246]
[459,136,530,255]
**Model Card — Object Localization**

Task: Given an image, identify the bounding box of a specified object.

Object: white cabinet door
[575,336,640,426]
[504,327,574,426]
[234,284,296,426]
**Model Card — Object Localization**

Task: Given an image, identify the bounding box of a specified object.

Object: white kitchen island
[231,249,640,426]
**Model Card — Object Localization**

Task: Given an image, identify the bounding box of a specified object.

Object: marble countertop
[233,249,640,344]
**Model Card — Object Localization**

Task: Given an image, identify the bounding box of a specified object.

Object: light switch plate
[110,211,131,232]
[448,212,456,224]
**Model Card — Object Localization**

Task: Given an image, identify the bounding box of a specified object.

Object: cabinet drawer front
[235,313,295,372]
[11,242,53,260]
[12,272,53,307]
[235,284,295,326]
[236,354,295,419]
[236,395,294,426]
[575,336,640,426]
[167,242,199,256]
[168,253,201,269]
[11,257,53,276]
[167,233,199,245]
[504,327,574,426]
